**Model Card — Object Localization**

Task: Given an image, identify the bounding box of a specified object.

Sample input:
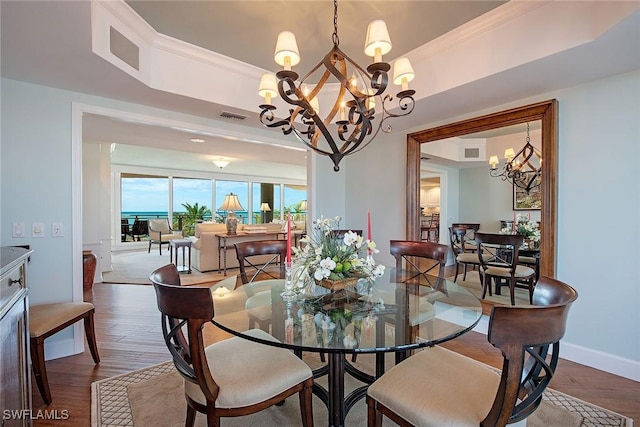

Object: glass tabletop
[210,267,482,354]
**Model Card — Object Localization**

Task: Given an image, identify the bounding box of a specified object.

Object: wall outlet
[32,222,45,238]
[12,222,25,238]
[52,222,64,237]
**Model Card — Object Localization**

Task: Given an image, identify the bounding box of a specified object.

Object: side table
[170,239,192,273]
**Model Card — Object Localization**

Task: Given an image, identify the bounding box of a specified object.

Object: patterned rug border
[91,361,633,427]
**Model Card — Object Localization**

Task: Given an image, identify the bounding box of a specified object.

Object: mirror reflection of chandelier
[258,0,416,172]
[489,123,542,194]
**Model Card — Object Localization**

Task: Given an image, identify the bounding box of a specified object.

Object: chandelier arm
[258,106,294,135]
[380,92,416,119]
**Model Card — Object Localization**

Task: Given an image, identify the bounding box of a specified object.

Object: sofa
[192,222,304,273]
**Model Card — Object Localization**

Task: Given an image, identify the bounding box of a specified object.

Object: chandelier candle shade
[489,122,542,194]
[218,193,243,235]
[258,0,416,171]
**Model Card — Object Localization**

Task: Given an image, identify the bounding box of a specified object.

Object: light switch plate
[12,222,25,238]
[52,222,64,237]
[32,222,45,238]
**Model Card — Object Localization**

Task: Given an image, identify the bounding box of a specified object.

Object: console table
[216,232,281,275]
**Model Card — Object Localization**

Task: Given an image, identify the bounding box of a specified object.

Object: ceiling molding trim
[406,1,640,102]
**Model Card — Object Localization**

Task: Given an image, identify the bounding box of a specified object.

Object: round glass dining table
[210,268,482,427]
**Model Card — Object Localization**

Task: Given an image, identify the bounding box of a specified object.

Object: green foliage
[174,202,211,236]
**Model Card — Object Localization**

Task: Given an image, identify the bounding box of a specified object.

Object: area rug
[102,248,226,286]
[91,357,632,427]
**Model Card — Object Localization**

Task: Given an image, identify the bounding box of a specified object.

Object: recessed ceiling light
[190,138,205,143]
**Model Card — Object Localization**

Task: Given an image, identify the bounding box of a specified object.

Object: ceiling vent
[220,111,247,120]
[464,148,480,159]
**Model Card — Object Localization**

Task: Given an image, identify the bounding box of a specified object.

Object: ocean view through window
[120,175,306,239]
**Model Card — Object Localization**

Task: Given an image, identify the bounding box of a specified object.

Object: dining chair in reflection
[367,276,578,427]
[475,232,536,305]
[449,226,492,282]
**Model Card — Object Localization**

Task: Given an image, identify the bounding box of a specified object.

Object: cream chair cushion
[183,328,312,408]
[367,345,501,427]
[148,219,182,242]
[485,264,535,278]
[29,302,94,337]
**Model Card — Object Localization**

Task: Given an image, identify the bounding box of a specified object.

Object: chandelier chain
[332,0,339,46]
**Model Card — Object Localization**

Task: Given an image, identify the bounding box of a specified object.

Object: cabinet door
[0,294,30,427]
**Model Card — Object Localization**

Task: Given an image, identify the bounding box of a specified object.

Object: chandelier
[489,123,542,194]
[258,0,416,171]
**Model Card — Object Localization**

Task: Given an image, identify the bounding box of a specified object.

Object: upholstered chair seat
[485,264,535,278]
[368,346,501,427]
[184,328,312,408]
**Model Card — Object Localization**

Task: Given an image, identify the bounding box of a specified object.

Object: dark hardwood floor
[31,282,639,426]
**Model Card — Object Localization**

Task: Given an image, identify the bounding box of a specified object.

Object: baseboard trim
[473,314,639,381]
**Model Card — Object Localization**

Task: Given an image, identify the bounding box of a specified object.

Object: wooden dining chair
[367,276,578,427]
[475,232,536,305]
[234,240,287,332]
[389,239,449,290]
[449,226,492,282]
[369,240,449,363]
[149,264,314,427]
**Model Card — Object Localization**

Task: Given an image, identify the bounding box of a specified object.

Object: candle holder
[281,261,296,299]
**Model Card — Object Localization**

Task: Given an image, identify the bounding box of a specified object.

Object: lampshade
[309,96,320,115]
[212,159,230,169]
[364,20,392,62]
[219,193,244,211]
[393,57,415,88]
[504,148,516,160]
[258,74,278,104]
[274,31,300,69]
[260,202,271,212]
[489,155,499,169]
[299,200,307,211]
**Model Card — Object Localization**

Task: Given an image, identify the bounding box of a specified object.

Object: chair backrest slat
[149,264,220,403]
[482,275,578,425]
[390,240,450,288]
[235,240,288,290]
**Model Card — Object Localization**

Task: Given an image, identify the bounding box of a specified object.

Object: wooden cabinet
[1,247,32,427]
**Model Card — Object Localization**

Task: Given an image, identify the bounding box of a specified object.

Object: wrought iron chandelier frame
[489,122,542,193]
[258,0,415,171]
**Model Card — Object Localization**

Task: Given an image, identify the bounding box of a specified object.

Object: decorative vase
[82,250,97,291]
[317,276,359,291]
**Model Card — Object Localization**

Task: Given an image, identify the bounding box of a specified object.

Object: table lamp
[219,193,244,234]
[260,202,271,224]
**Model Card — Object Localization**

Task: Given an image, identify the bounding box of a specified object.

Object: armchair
[147,219,183,255]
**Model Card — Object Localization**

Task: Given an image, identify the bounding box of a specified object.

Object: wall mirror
[406,100,558,280]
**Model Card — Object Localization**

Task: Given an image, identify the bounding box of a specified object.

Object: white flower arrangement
[292,216,385,283]
[501,214,540,242]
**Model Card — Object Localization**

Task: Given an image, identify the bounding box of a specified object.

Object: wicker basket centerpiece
[316,276,360,291]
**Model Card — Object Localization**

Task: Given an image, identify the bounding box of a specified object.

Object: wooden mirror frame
[406,99,558,278]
